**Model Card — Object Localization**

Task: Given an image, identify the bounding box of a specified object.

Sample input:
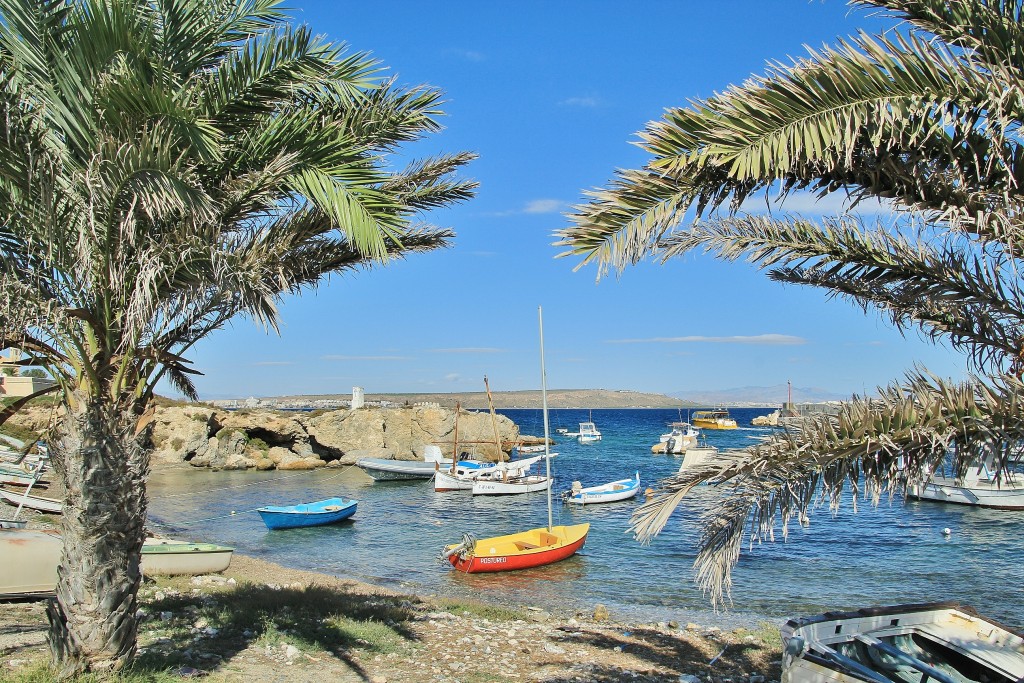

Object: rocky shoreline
[8,402,535,473]
[1,538,783,683]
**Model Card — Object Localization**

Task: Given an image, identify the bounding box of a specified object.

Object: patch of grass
[749,620,782,648]
[433,597,529,622]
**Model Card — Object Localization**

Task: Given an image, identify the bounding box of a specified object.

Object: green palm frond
[633,371,1023,607]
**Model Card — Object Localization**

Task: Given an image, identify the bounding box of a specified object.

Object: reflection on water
[147,408,1024,629]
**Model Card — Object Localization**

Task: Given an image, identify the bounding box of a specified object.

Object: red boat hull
[447,524,589,573]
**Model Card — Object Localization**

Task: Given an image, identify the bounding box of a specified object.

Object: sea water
[147,407,1024,629]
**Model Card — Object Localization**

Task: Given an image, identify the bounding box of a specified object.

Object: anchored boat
[442,307,589,572]
[257,497,357,530]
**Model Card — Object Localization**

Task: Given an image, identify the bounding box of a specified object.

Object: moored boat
[434,455,543,492]
[257,497,357,530]
[562,472,640,505]
[442,523,590,573]
[780,602,1024,683]
[357,448,453,481]
[652,422,700,454]
[906,470,1024,509]
[471,473,552,496]
[691,408,738,430]
[576,420,602,443]
[141,538,234,575]
[442,306,589,572]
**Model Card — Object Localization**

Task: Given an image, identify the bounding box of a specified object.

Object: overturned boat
[781,602,1024,683]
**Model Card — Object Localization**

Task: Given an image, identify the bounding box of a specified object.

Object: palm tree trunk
[45,392,150,676]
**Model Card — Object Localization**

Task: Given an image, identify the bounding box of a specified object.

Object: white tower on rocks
[351,386,364,410]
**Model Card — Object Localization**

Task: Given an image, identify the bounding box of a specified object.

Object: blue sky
[179,1,967,402]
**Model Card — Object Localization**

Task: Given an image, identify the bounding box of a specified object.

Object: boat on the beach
[906,464,1024,509]
[652,422,700,454]
[691,408,738,430]
[562,472,640,505]
[141,538,234,575]
[0,528,60,597]
[443,306,589,572]
[0,487,62,514]
[257,497,357,530]
[0,459,47,487]
[780,602,1024,683]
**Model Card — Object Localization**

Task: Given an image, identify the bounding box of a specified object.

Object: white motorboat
[472,473,552,495]
[653,422,700,454]
[357,445,455,481]
[781,602,1024,683]
[576,421,602,443]
[907,463,1024,509]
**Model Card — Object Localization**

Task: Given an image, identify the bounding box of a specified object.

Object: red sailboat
[442,306,589,573]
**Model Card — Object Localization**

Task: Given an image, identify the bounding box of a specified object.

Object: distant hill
[670,384,848,405]
[228,389,692,410]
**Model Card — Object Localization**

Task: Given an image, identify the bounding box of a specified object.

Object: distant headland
[208,388,781,411]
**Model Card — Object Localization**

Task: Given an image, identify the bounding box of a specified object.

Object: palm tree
[0,0,475,674]
[556,0,1024,608]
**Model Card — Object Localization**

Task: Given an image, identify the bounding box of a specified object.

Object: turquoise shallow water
[147,407,1024,629]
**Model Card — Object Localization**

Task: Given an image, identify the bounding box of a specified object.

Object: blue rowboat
[257,497,357,530]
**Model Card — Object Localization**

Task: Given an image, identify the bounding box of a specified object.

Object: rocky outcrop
[4,402,522,471]
[147,404,519,470]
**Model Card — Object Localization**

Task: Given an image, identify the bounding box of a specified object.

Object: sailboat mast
[538,305,553,531]
[483,376,506,462]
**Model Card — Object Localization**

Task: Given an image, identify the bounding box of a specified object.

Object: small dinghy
[257,497,357,530]
[0,488,62,514]
[562,472,640,505]
[781,602,1024,683]
[141,538,234,575]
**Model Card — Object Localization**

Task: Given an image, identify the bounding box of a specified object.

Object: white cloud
[321,355,413,361]
[428,347,506,354]
[444,373,461,382]
[609,334,806,345]
[523,199,564,214]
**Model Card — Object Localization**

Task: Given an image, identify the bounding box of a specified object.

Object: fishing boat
[0,528,60,597]
[780,602,1024,683]
[652,422,700,454]
[0,459,46,487]
[691,408,738,430]
[471,472,552,495]
[562,472,640,505]
[357,445,453,481]
[577,420,602,443]
[442,306,589,572]
[141,538,234,575]
[434,455,543,492]
[0,488,62,514]
[906,464,1024,509]
[257,497,357,530]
